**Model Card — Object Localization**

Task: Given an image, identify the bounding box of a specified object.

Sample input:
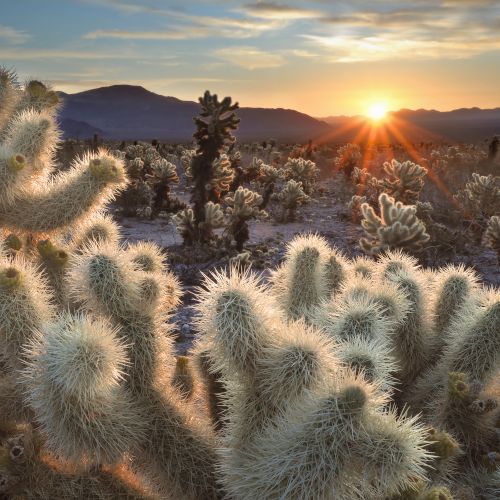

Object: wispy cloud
[303,31,500,63]
[84,29,197,40]
[0,48,174,61]
[0,25,30,44]
[238,2,320,20]
[214,46,285,69]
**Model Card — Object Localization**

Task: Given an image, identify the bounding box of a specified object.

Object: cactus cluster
[1,69,499,499]
[192,234,500,498]
[484,215,500,263]
[112,144,180,218]
[455,173,500,223]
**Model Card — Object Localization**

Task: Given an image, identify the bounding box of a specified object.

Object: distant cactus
[225,187,267,251]
[190,91,239,243]
[277,179,310,222]
[379,159,428,204]
[455,172,500,223]
[348,194,367,222]
[334,143,362,177]
[283,157,319,195]
[360,193,430,255]
[484,215,500,263]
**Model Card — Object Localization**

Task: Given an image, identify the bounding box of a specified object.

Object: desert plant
[254,160,282,208]
[224,187,267,251]
[0,69,219,499]
[379,159,428,204]
[360,193,430,255]
[484,215,500,263]
[283,157,319,195]
[189,91,239,243]
[277,179,310,222]
[455,173,500,225]
[145,157,180,215]
[334,143,362,177]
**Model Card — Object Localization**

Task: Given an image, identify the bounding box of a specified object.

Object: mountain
[57,85,331,141]
[320,108,500,143]
[59,118,104,140]
[56,84,500,143]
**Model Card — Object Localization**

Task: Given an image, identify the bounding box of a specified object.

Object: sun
[367,102,387,121]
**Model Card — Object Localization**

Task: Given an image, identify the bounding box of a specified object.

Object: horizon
[56,82,500,118]
[2,0,500,116]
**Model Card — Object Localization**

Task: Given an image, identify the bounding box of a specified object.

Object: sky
[1,0,500,116]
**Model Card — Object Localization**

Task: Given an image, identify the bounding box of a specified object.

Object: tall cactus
[190,91,239,243]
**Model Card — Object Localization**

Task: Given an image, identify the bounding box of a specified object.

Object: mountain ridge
[56,85,500,143]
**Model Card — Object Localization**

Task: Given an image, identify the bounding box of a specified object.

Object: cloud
[214,46,285,69]
[0,25,30,44]
[239,2,320,20]
[0,48,174,61]
[84,29,199,40]
[303,31,500,63]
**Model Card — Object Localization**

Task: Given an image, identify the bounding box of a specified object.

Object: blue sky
[1,0,500,115]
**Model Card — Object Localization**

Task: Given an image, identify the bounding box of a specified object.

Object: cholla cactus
[360,193,430,255]
[194,266,433,500]
[145,158,179,215]
[173,207,196,245]
[455,173,500,223]
[484,215,500,263]
[180,148,195,180]
[379,159,428,204]
[334,143,362,177]
[225,187,267,251]
[271,234,347,322]
[209,153,234,197]
[0,69,221,499]
[199,201,224,241]
[255,161,282,208]
[277,179,310,222]
[190,91,239,243]
[283,157,319,195]
[348,194,367,222]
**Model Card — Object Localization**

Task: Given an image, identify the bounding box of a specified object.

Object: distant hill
[320,108,500,143]
[57,85,331,142]
[56,84,500,143]
[59,118,103,140]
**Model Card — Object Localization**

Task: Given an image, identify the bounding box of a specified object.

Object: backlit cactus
[360,193,430,254]
[283,157,319,195]
[484,215,500,263]
[379,159,428,204]
[225,186,267,251]
[277,178,310,221]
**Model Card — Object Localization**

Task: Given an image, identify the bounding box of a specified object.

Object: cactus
[1,72,499,499]
[455,172,500,224]
[190,91,239,243]
[379,159,428,204]
[255,160,282,208]
[484,215,500,263]
[271,234,340,322]
[283,157,319,195]
[277,179,310,222]
[0,70,223,499]
[225,187,267,251]
[334,143,362,178]
[360,193,430,255]
[348,194,367,222]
